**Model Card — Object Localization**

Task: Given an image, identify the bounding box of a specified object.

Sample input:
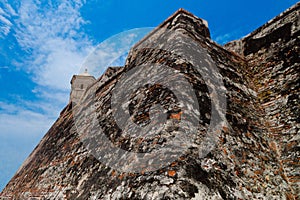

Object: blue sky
[0,0,298,191]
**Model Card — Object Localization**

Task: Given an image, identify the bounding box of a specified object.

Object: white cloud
[0,7,4,15]
[215,33,232,44]
[0,0,98,141]
[0,15,11,26]
[15,0,93,93]
[0,1,17,37]
[213,29,245,45]
[2,1,17,17]
[0,100,54,191]
[0,0,94,140]
[0,0,141,190]
[0,10,12,37]
[1,1,151,138]
[0,101,54,137]
[0,1,152,190]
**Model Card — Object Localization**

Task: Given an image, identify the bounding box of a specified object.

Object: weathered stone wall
[225,3,300,197]
[1,4,299,200]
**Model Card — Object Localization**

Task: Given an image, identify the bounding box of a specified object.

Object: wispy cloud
[0,15,12,35]
[0,101,53,137]
[0,1,96,190]
[0,100,54,191]
[213,30,245,45]
[0,1,152,143]
[0,1,16,37]
[0,1,97,140]
[15,0,93,92]
[215,33,233,45]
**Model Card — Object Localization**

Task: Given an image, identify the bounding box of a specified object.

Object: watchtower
[70,69,96,104]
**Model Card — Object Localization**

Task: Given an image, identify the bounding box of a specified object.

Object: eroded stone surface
[1,4,299,200]
[225,3,300,197]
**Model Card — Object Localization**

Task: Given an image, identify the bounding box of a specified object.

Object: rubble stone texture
[1,3,299,200]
